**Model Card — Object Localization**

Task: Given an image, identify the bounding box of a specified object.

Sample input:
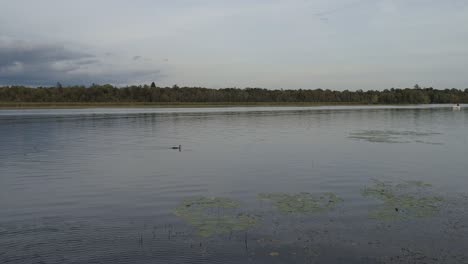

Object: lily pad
[362,180,444,221]
[258,192,343,214]
[349,130,442,144]
[174,196,257,237]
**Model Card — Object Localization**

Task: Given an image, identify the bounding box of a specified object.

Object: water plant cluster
[174,192,344,237]
[174,181,447,237]
[362,180,445,220]
[258,192,343,214]
[174,196,257,237]
[349,130,442,144]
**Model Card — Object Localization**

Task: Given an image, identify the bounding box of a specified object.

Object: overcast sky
[1,0,467,89]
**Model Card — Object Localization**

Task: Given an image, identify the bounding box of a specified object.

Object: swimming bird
[171,145,181,151]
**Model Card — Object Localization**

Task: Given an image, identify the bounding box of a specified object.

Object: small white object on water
[452,104,461,110]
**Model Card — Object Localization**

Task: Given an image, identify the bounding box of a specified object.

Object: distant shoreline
[2,86,467,106]
[0,102,370,109]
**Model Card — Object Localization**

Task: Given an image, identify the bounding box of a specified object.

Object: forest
[0,84,467,104]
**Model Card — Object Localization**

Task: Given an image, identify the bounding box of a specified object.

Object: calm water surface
[1,105,467,263]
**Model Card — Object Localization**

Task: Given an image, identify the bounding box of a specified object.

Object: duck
[171,145,182,150]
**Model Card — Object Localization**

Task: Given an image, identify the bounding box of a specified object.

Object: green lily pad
[174,196,257,237]
[258,192,343,214]
[362,180,444,221]
[349,130,442,144]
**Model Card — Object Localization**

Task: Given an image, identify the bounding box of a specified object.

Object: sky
[0,0,467,90]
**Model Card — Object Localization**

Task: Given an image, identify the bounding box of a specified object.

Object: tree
[151,82,156,88]
[1,85,467,104]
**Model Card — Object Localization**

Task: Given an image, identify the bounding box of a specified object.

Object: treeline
[0,84,467,104]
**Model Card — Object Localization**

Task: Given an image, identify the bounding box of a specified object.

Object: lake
[1,105,467,263]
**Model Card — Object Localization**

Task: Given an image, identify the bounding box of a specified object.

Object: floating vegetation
[362,180,444,221]
[378,247,468,264]
[174,196,258,237]
[258,192,343,214]
[414,140,444,145]
[349,130,443,144]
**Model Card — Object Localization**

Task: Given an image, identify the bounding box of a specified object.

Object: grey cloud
[76,69,163,86]
[0,65,161,86]
[0,37,161,86]
[133,56,153,62]
[75,58,100,65]
[0,39,93,67]
[314,0,372,18]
